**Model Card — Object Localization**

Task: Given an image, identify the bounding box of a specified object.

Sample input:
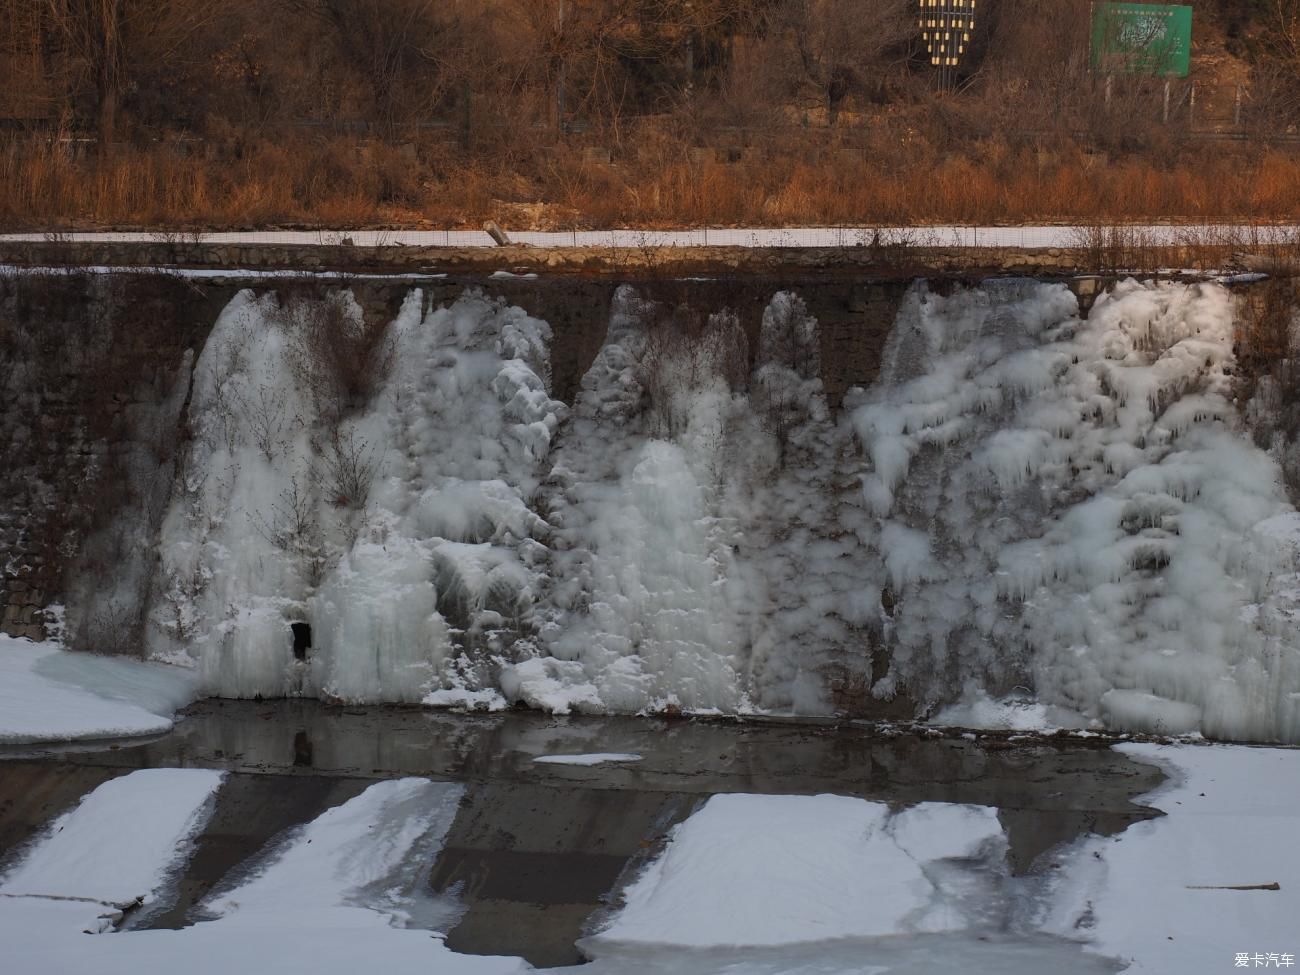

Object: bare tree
[288,0,457,130]
[35,0,219,149]
[768,0,914,125]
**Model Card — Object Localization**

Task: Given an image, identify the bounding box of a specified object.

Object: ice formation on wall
[149,289,565,706]
[110,276,1300,741]
[310,290,565,706]
[148,290,327,695]
[509,287,751,713]
[506,288,869,715]
[856,280,1300,742]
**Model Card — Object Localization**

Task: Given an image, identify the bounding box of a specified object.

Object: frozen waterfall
[124,277,1300,742]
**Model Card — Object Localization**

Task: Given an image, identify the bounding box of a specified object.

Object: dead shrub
[282,287,395,417]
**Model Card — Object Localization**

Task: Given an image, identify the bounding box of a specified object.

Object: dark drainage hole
[291,622,312,661]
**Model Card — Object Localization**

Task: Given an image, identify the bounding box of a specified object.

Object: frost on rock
[852,279,1300,742]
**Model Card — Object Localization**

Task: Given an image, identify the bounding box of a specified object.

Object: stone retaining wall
[0,239,1250,277]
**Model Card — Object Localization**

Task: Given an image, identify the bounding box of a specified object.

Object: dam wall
[4,263,1296,742]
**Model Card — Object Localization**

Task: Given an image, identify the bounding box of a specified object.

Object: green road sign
[1091,3,1192,77]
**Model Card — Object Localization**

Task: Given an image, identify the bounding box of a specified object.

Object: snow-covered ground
[1,743,1294,973]
[2,224,1298,249]
[0,634,199,744]
[1042,742,1300,974]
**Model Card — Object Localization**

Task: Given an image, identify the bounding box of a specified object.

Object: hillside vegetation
[2,0,1300,229]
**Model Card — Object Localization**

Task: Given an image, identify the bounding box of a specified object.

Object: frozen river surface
[2,698,1297,974]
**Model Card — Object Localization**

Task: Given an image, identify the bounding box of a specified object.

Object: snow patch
[589,792,1005,950]
[0,636,199,744]
[1040,742,1300,973]
[532,752,642,766]
[0,768,222,928]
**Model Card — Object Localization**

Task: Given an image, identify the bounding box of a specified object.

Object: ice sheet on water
[1039,742,1300,973]
[0,635,199,743]
[533,752,642,765]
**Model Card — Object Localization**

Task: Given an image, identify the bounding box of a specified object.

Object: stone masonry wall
[0,239,1191,278]
[0,273,229,642]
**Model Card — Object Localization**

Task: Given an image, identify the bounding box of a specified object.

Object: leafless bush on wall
[252,475,333,587]
[84,598,143,657]
[640,296,749,442]
[205,321,254,455]
[314,426,379,511]
[283,287,396,421]
[235,383,293,463]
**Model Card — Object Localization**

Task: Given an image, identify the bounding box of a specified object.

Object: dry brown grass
[4,132,1300,231]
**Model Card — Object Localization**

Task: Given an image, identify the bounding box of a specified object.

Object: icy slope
[0,768,222,930]
[0,775,529,975]
[588,793,1006,949]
